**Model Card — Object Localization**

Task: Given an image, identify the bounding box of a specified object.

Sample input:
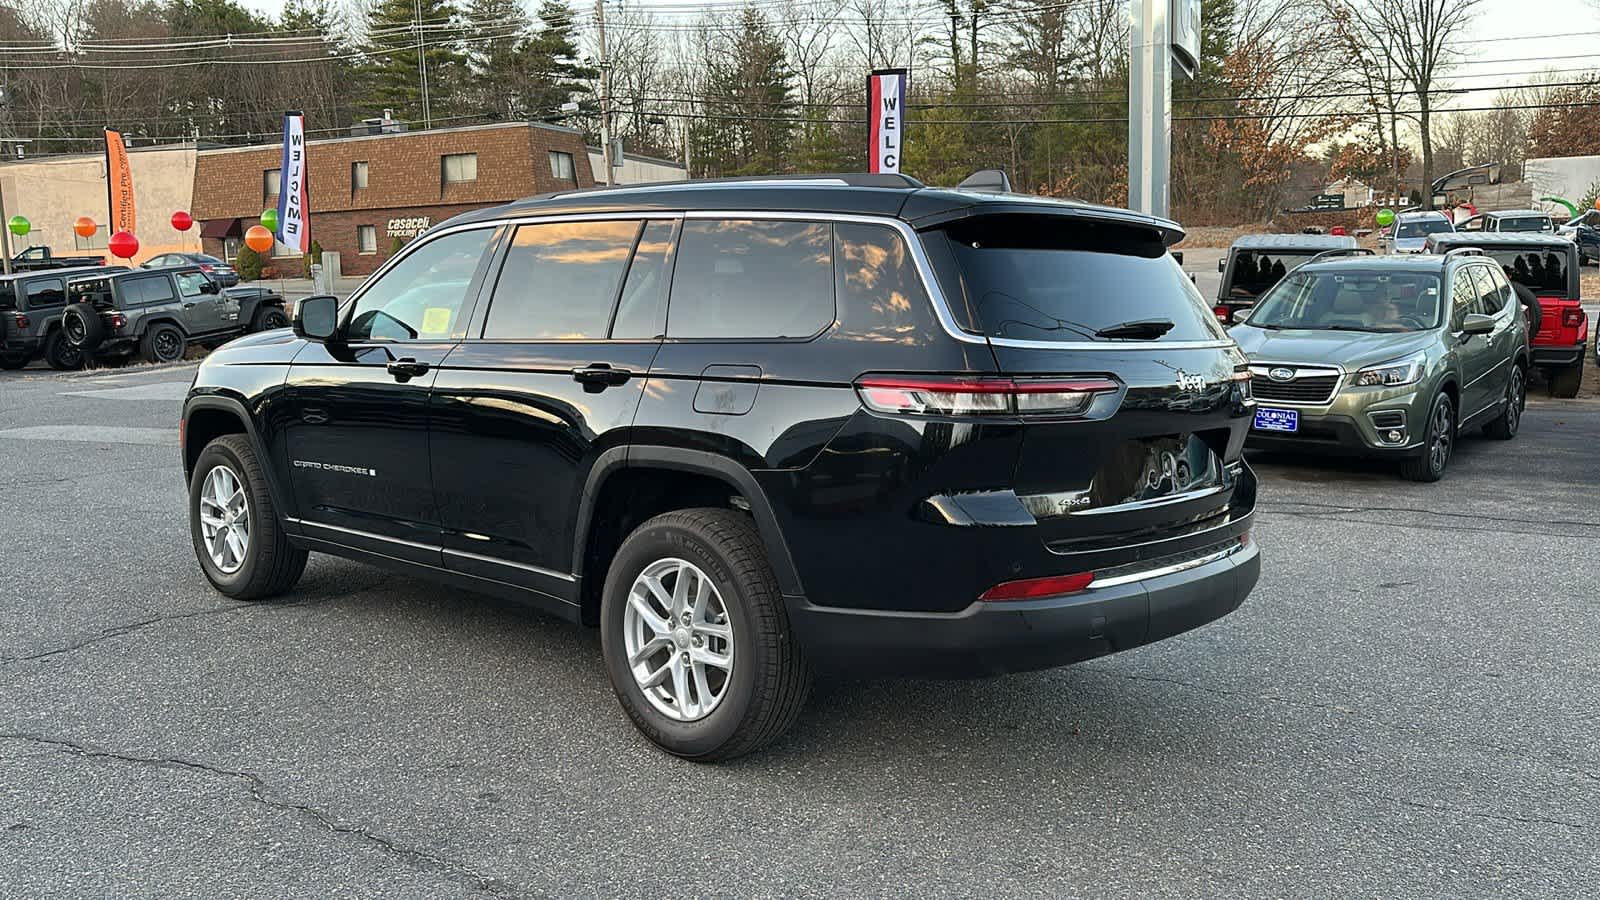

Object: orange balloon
[73,216,97,238]
[244,224,275,253]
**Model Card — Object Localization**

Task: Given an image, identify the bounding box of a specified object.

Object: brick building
[191,122,598,276]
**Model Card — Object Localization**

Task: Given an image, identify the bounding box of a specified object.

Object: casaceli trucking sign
[386,216,432,239]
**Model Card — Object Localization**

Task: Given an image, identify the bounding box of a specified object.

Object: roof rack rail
[1307,248,1376,263]
[1443,247,1486,259]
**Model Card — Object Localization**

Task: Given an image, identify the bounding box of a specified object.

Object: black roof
[0,264,124,283]
[63,264,204,283]
[1227,234,1357,251]
[444,173,1186,243]
[1427,232,1575,249]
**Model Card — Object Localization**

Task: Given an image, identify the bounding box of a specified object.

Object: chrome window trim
[356,207,1236,352]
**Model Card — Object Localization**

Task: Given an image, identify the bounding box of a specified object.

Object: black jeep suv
[181,174,1261,760]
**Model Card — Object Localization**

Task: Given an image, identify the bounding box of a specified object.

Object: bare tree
[1343,0,1484,209]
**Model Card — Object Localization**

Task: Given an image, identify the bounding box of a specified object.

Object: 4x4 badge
[1267,367,1295,382]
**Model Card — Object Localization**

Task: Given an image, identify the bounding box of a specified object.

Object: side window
[1450,268,1476,329]
[176,272,211,298]
[481,220,640,340]
[834,222,933,336]
[611,220,677,340]
[668,219,833,339]
[123,275,176,306]
[347,228,494,341]
[24,278,66,309]
[1475,266,1506,314]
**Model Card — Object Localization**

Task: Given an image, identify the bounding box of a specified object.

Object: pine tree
[360,0,469,123]
[465,0,534,119]
[521,1,595,120]
[694,8,794,176]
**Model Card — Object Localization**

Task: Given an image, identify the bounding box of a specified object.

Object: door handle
[571,364,632,389]
[386,357,431,381]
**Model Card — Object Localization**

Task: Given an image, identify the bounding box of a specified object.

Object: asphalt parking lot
[1,361,1596,897]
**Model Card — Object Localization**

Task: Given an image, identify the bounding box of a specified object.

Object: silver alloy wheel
[1507,368,1524,432]
[198,464,250,574]
[1430,398,1453,472]
[623,557,734,722]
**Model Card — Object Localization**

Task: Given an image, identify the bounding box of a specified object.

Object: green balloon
[7,215,29,237]
[260,209,279,233]
[1375,208,1396,227]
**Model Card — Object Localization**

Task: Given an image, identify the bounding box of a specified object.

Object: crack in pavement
[1352,791,1587,830]
[0,732,520,896]
[1084,669,1600,788]
[0,577,392,668]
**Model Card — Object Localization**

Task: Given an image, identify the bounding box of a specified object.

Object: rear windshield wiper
[1094,318,1176,340]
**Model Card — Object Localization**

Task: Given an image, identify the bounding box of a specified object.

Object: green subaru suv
[1230,248,1530,482]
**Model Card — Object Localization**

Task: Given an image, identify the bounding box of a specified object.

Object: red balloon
[108,231,139,259]
[171,211,193,232]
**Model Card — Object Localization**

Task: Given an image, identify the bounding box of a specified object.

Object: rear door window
[611,220,676,340]
[24,278,66,309]
[667,219,834,339]
[941,215,1225,343]
[481,220,640,340]
[121,275,176,306]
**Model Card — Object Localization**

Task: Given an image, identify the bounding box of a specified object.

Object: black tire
[0,351,27,370]
[188,434,307,600]
[1514,287,1542,337]
[1400,391,1455,482]
[1547,360,1583,398]
[1483,364,1525,440]
[600,508,811,762]
[42,329,84,371]
[60,302,104,349]
[250,306,289,333]
[141,322,186,364]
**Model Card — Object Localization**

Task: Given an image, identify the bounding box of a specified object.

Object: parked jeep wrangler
[59,266,289,365]
[0,265,128,370]
[1215,234,1358,323]
[1425,232,1588,397]
[181,173,1261,760]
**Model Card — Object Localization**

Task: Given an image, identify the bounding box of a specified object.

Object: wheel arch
[183,394,294,525]
[573,446,803,626]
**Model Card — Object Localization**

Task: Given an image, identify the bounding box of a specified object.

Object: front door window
[346,229,495,341]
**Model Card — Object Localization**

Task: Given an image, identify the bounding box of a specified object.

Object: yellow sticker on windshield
[420,307,451,335]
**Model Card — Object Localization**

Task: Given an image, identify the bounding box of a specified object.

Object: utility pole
[0,175,12,276]
[1128,0,1173,218]
[415,0,431,129]
[596,0,615,185]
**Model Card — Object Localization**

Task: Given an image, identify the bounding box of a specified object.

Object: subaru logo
[1267,367,1295,382]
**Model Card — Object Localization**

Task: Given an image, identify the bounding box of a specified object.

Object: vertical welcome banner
[867,69,908,174]
[103,130,136,234]
[276,112,311,252]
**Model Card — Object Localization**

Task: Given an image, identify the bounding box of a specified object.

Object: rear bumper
[1532,343,1586,368]
[789,538,1260,677]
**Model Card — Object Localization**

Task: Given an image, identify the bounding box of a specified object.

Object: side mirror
[1217,259,1227,272]
[1461,313,1495,336]
[1170,250,1184,265]
[293,294,339,342]
[1231,307,1252,324]
[202,279,221,294]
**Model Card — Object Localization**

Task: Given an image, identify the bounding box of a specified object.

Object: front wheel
[1400,391,1455,482]
[1483,365,1525,440]
[189,434,307,600]
[600,509,811,762]
[251,307,289,333]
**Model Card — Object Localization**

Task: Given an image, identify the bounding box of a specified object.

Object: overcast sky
[231,0,1600,104]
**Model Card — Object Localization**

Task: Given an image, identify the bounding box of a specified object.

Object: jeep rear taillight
[1563,308,1585,328]
[1213,305,1230,321]
[12,312,29,329]
[854,375,1121,419]
[109,312,127,329]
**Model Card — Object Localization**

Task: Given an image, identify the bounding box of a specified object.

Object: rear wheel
[600,508,811,762]
[188,434,306,600]
[1547,361,1583,398]
[1484,364,1525,440]
[0,352,27,370]
[141,323,186,364]
[43,330,84,371]
[1401,391,1455,482]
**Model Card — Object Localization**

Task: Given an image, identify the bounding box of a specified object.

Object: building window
[273,237,298,259]
[74,223,108,251]
[549,151,575,182]
[352,161,369,190]
[264,168,281,202]
[442,152,477,185]
[358,225,377,254]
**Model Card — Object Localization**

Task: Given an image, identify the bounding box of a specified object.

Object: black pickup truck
[8,246,109,272]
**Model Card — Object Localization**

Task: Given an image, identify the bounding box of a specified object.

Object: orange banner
[104,130,136,234]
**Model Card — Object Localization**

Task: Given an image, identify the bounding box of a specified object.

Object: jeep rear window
[938,215,1224,343]
[1480,249,1573,296]
[1225,250,1319,298]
